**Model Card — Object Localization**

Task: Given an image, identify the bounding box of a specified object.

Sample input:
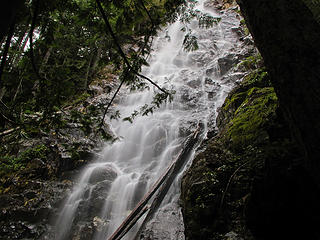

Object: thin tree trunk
[39,47,52,75]
[12,75,23,102]
[29,0,42,80]
[7,30,24,68]
[84,45,102,90]
[84,50,95,91]
[0,18,15,88]
[90,46,102,77]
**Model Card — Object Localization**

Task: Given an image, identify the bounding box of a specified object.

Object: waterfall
[52,1,243,239]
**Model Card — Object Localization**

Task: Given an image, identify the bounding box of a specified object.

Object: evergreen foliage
[0,0,219,134]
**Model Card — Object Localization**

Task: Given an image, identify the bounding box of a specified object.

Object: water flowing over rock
[44,1,253,240]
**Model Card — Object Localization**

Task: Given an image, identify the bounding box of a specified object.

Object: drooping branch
[135,0,156,57]
[135,72,166,93]
[97,0,164,124]
[95,0,168,117]
[95,0,130,67]
[101,78,125,124]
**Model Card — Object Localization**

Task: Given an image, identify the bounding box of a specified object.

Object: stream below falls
[51,1,245,239]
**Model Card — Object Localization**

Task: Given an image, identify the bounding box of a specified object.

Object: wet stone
[88,165,118,184]
[218,54,239,75]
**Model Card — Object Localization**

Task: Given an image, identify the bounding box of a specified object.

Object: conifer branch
[138,0,155,27]
[95,0,168,97]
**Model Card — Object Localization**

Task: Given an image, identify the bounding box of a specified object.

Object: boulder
[88,165,118,184]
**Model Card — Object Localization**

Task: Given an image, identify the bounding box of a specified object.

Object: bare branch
[219,160,250,209]
[0,126,20,138]
[0,109,17,125]
[101,78,125,125]
[134,71,168,94]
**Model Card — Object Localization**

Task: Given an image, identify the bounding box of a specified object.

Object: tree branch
[134,71,167,94]
[95,0,168,105]
[0,109,16,125]
[219,160,250,210]
[138,0,155,28]
[95,0,131,67]
[101,78,125,124]
[0,126,20,138]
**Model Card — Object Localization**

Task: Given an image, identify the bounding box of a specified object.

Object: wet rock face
[236,0,320,182]
[88,165,118,184]
[140,205,185,240]
[0,180,72,239]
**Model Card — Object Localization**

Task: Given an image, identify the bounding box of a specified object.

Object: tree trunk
[0,18,15,88]
[236,0,320,184]
[0,0,21,42]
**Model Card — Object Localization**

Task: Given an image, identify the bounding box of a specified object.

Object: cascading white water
[53,1,243,239]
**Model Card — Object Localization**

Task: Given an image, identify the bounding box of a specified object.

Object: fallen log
[0,126,20,137]
[107,146,179,240]
[107,121,204,240]
[134,121,204,239]
[116,205,149,240]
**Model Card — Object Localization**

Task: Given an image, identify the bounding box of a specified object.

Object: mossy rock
[226,87,278,149]
[0,144,49,178]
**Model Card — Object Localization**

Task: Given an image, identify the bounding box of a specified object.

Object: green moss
[239,18,250,36]
[238,55,262,71]
[227,87,278,148]
[242,69,269,87]
[223,91,248,111]
[223,69,270,113]
[71,92,91,106]
[0,144,48,177]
